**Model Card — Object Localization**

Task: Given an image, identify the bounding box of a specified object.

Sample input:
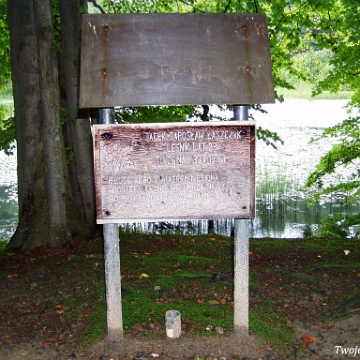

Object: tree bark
[7,0,50,250]
[33,0,71,247]
[7,0,96,251]
[58,0,96,233]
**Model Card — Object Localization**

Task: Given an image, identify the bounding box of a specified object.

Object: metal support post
[99,108,124,342]
[233,105,250,334]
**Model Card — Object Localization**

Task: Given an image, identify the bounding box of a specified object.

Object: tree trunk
[7,0,50,250]
[7,0,96,251]
[58,0,96,233]
[33,0,71,247]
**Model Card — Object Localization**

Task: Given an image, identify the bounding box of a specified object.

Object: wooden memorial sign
[93,121,255,223]
[80,12,275,339]
[80,13,274,107]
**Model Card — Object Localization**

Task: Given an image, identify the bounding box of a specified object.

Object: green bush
[317,213,360,239]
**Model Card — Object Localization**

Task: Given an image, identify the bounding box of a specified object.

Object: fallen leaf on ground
[7,274,17,279]
[139,273,149,279]
[301,334,315,345]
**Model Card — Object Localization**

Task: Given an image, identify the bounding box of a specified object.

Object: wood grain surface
[93,121,255,223]
[80,13,274,107]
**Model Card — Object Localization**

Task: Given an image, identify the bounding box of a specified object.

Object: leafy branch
[305,116,360,196]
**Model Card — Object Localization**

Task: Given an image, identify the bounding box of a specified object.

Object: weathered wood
[93,121,255,223]
[80,13,275,107]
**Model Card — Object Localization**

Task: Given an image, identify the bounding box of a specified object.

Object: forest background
[0,0,359,251]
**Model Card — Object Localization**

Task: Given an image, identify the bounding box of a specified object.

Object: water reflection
[253,196,360,238]
[0,184,18,240]
[118,195,360,239]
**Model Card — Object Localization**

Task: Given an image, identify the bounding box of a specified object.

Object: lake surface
[0,99,358,241]
[254,99,359,238]
[0,149,17,241]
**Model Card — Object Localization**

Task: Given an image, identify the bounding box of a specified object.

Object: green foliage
[305,117,360,235]
[60,106,69,125]
[65,147,75,164]
[0,0,13,154]
[303,224,316,239]
[306,117,360,199]
[0,0,10,91]
[283,48,333,91]
[305,116,360,233]
[52,0,62,53]
[311,0,360,107]
[0,112,15,155]
[257,126,284,150]
[286,58,359,242]
[317,213,360,239]
[0,81,12,98]
[115,105,197,123]
[0,237,7,256]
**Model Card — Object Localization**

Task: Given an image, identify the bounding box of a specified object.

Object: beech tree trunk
[7,0,96,251]
[33,0,71,247]
[7,0,49,250]
[58,0,96,230]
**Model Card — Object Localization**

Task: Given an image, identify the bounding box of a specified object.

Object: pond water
[0,99,359,242]
[254,99,359,238]
[0,150,17,241]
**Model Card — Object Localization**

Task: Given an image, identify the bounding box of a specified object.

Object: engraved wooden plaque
[80,13,275,108]
[93,121,255,223]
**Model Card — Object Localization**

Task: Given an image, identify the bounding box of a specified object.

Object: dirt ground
[0,235,359,360]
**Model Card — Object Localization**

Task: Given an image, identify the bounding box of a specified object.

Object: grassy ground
[0,233,359,359]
